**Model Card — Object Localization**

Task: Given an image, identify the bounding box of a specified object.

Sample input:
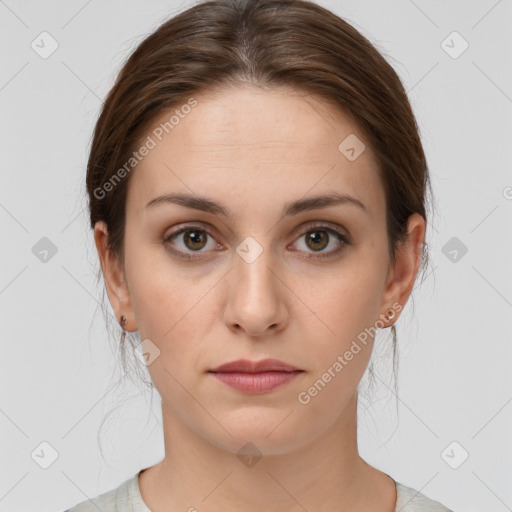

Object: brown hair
[87,0,434,388]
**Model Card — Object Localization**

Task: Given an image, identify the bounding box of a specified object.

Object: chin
[201,415,314,459]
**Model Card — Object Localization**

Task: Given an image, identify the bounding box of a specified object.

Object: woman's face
[96,85,423,456]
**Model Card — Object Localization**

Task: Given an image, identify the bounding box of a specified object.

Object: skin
[94,85,425,512]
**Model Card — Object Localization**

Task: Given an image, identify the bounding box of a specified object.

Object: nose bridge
[225,234,286,335]
[233,234,278,299]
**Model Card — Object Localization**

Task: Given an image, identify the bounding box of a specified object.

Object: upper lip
[209,358,302,373]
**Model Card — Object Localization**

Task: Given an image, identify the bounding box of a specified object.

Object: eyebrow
[145,191,367,217]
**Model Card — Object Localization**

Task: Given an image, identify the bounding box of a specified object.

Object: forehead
[127,85,384,217]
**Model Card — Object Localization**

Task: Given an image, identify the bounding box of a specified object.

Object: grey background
[1,1,511,511]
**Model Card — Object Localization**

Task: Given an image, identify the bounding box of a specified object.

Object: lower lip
[209,370,302,393]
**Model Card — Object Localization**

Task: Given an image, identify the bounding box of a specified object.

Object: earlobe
[93,221,136,331]
[379,213,426,326]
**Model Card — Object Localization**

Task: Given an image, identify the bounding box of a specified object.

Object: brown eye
[182,229,208,251]
[305,230,329,251]
[163,225,220,260]
[290,224,350,260]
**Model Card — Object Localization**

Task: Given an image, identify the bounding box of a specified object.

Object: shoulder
[63,473,139,512]
[395,481,454,512]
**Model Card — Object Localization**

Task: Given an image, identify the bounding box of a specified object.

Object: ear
[379,213,426,326]
[94,221,136,332]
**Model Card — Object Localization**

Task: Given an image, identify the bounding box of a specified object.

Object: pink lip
[208,358,304,394]
[209,358,301,373]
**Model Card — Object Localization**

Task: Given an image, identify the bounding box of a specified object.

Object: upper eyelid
[164,222,219,241]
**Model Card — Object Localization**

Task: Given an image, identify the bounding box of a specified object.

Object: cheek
[291,257,385,386]
[295,280,377,415]
[298,266,383,338]
[132,281,218,358]
[126,271,226,409]
[125,238,217,337]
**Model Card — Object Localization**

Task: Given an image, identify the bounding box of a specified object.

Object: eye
[163,225,221,261]
[163,222,350,262]
[290,223,350,259]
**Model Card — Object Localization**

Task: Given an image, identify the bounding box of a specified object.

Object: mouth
[208,358,304,394]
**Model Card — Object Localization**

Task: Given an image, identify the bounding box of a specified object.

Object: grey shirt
[64,469,454,511]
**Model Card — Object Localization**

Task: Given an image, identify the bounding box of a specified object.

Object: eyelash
[163,222,350,261]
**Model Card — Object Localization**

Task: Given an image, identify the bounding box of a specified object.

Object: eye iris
[306,230,329,251]
[184,230,207,250]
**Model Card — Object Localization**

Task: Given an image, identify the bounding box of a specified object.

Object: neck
[140,393,396,512]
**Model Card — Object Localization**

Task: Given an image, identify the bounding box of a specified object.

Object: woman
[65,0,453,510]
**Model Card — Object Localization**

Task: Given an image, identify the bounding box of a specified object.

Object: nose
[223,245,288,337]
